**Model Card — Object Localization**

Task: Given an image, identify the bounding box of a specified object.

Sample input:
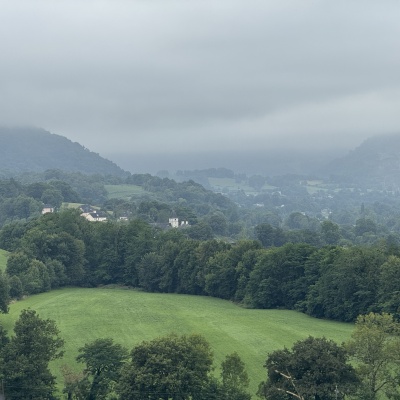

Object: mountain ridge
[322,133,400,188]
[0,126,128,177]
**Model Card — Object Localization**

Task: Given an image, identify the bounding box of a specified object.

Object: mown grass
[0,249,9,272]
[0,287,353,397]
[105,184,146,200]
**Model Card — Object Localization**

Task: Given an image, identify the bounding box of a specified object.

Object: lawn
[105,184,146,200]
[0,249,9,272]
[0,287,354,397]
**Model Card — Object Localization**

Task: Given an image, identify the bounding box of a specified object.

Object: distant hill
[0,127,128,177]
[323,134,400,189]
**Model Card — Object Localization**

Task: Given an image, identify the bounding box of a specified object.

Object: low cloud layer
[1,0,399,161]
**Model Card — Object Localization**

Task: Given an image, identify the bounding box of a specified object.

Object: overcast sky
[1,0,400,167]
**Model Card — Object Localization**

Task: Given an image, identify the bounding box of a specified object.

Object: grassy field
[0,287,353,397]
[0,249,8,272]
[208,177,276,195]
[60,202,84,209]
[105,184,146,200]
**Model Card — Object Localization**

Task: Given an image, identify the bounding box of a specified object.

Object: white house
[81,211,107,222]
[42,205,54,214]
[169,217,189,228]
[169,217,179,228]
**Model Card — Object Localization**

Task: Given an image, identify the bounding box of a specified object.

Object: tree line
[4,171,400,249]
[1,209,400,322]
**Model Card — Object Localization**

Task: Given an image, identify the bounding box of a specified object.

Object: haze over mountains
[106,147,344,177]
[323,134,400,188]
[1,126,400,189]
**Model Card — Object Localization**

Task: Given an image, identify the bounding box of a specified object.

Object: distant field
[60,202,83,209]
[303,180,329,194]
[0,249,9,272]
[208,177,276,195]
[1,288,353,397]
[105,184,146,199]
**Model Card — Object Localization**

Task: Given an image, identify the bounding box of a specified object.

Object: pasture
[1,288,353,397]
[104,184,146,200]
[0,249,8,272]
[208,177,276,195]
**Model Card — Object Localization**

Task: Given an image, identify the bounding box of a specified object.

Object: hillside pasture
[105,184,146,200]
[0,249,8,272]
[208,177,276,195]
[1,288,353,397]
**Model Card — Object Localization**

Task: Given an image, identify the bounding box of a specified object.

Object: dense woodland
[0,206,399,323]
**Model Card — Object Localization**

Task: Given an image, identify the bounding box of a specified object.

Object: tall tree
[305,246,385,321]
[1,309,64,399]
[220,352,251,400]
[345,312,400,399]
[377,256,400,318]
[75,338,128,400]
[246,244,315,310]
[0,271,10,313]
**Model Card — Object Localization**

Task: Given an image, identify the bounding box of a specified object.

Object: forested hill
[323,133,400,189]
[0,127,128,177]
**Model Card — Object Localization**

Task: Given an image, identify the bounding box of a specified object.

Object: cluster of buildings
[41,204,189,228]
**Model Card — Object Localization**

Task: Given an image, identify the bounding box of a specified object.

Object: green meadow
[0,287,353,397]
[208,177,276,195]
[104,184,146,200]
[0,249,8,272]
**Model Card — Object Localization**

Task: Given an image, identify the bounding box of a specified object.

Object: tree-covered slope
[323,134,400,188]
[0,127,128,177]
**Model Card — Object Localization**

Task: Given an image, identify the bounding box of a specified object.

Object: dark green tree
[205,240,261,300]
[254,223,286,248]
[0,270,10,313]
[321,220,341,245]
[122,219,156,286]
[6,252,31,276]
[246,244,315,309]
[305,246,385,321]
[354,218,377,237]
[1,309,64,400]
[75,338,128,400]
[41,188,63,209]
[138,252,164,292]
[206,212,228,236]
[258,336,359,400]
[377,256,400,318]
[0,323,10,389]
[117,333,213,400]
[8,275,23,300]
[187,221,214,240]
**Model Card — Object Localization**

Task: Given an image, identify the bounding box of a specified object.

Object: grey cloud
[0,0,399,160]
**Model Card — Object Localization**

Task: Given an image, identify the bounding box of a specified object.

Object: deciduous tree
[258,336,359,400]
[345,312,400,399]
[75,337,128,400]
[1,309,64,399]
[0,271,10,313]
[220,352,251,400]
[117,333,213,400]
